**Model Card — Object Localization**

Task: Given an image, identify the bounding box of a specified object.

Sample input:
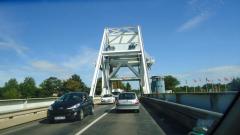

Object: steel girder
[89,26,154,97]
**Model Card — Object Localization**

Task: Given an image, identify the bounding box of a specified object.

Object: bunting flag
[199,78,202,82]
[206,78,211,83]
[224,77,229,81]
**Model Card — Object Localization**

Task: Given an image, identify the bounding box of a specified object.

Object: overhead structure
[89,26,154,97]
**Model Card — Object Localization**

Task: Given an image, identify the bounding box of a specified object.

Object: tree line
[1,74,238,99]
[95,77,132,95]
[0,74,133,99]
[0,74,89,99]
[164,75,240,93]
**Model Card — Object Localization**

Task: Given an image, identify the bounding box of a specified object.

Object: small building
[151,76,165,93]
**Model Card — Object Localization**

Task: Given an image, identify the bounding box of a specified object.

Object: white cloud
[0,13,28,56]
[177,11,210,32]
[31,60,64,72]
[62,47,97,69]
[0,39,28,56]
[178,0,224,32]
[188,0,199,6]
[203,65,240,75]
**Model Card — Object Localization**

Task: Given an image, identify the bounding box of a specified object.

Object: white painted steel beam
[90,26,153,97]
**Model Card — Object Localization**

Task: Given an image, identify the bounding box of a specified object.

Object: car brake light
[135,100,139,104]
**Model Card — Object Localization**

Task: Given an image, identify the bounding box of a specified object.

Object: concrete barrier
[141,97,223,130]
[0,96,101,130]
[0,107,48,130]
[0,98,57,114]
[144,92,237,113]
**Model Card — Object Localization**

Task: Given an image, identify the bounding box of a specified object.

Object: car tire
[48,118,55,124]
[89,105,94,115]
[78,109,84,121]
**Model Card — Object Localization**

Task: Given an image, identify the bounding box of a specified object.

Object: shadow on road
[109,109,139,114]
[39,118,78,124]
[141,101,189,135]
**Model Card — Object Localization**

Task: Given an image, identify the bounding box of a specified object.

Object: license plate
[54,116,66,120]
[122,101,131,104]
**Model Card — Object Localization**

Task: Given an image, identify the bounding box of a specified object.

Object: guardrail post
[176,93,180,103]
[23,99,28,109]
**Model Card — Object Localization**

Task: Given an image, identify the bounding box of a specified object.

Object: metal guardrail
[0,97,101,130]
[0,96,102,114]
[141,96,224,130]
[0,97,58,114]
[143,92,238,113]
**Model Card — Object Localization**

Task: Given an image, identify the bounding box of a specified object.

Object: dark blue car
[47,92,94,123]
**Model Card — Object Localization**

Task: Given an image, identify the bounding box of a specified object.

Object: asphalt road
[0,104,166,135]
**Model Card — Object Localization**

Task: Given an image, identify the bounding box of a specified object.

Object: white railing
[0,96,102,114]
[0,97,57,114]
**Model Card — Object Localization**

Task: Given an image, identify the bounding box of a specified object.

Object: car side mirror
[82,97,88,102]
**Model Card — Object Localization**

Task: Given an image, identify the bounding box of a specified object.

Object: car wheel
[89,105,94,115]
[48,118,55,123]
[78,109,84,121]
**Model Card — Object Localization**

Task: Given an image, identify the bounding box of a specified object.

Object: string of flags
[184,77,234,84]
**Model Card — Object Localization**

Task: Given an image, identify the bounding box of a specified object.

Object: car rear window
[112,92,120,95]
[103,94,112,97]
[119,93,136,100]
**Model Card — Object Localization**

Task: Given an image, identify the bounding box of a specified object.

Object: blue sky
[0,0,239,87]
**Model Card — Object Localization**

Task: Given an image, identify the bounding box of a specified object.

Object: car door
[82,93,92,114]
[85,94,92,113]
[81,94,88,114]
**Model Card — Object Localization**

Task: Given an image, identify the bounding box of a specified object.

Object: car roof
[67,92,87,95]
[120,92,136,94]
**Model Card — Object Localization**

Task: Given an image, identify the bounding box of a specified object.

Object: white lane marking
[75,106,115,135]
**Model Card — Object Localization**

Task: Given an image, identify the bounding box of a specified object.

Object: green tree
[2,88,21,99]
[164,75,180,91]
[229,78,240,91]
[19,77,37,98]
[0,87,3,99]
[2,78,21,99]
[125,82,132,91]
[63,74,88,92]
[40,77,63,96]
[112,80,126,90]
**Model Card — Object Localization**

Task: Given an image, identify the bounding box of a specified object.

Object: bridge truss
[89,26,154,97]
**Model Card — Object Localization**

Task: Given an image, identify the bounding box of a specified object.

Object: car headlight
[48,105,53,110]
[67,103,80,109]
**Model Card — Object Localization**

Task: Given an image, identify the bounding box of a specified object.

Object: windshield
[102,94,112,97]
[119,93,136,100]
[59,93,83,102]
[112,92,120,95]
[0,1,239,135]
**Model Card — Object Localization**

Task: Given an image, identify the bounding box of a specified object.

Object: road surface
[0,104,166,135]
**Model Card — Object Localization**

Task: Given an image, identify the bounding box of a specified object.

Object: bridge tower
[89,26,154,97]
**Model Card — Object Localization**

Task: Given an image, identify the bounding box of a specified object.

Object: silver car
[101,94,115,104]
[115,92,140,113]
